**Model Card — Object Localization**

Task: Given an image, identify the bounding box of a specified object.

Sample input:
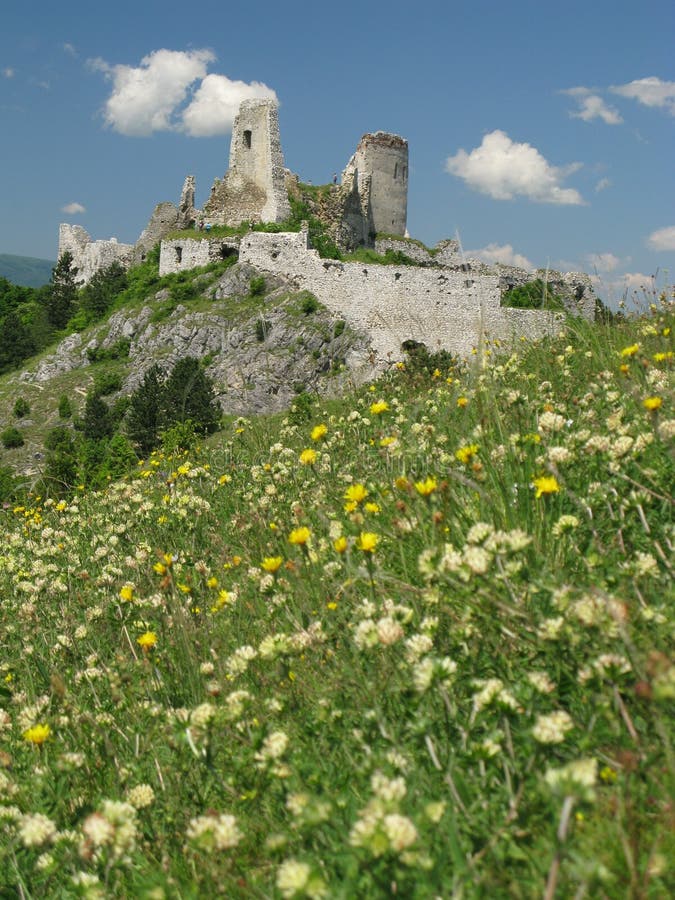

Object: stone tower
[203,98,291,227]
[345,132,408,237]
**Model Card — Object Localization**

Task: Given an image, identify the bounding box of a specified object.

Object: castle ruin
[58,97,596,362]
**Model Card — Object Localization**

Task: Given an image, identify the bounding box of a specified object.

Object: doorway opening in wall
[175,246,183,263]
[219,246,238,261]
[243,130,252,149]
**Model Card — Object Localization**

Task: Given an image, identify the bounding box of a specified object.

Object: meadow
[0,297,673,898]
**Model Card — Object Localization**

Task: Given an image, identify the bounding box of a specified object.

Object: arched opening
[175,246,183,263]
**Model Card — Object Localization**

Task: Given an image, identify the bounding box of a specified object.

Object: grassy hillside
[0,298,673,897]
[0,254,54,288]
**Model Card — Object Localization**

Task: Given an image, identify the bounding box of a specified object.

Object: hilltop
[0,253,54,288]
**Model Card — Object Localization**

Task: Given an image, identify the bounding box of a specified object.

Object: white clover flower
[190,703,216,729]
[383,813,418,852]
[545,758,597,797]
[533,710,574,744]
[126,784,155,809]
[466,522,494,545]
[354,619,378,649]
[371,771,406,803]
[18,812,57,848]
[186,813,242,851]
[527,671,556,694]
[547,446,572,464]
[377,617,404,646]
[256,731,289,763]
[463,545,491,575]
[412,657,435,693]
[405,633,434,663]
[538,411,566,433]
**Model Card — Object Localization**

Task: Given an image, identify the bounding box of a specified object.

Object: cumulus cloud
[647,225,675,251]
[586,252,623,273]
[2,67,14,79]
[595,177,611,193]
[90,49,214,136]
[182,73,277,136]
[89,48,277,137]
[611,76,675,115]
[562,87,623,124]
[469,243,535,271]
[61,202,86,215]
[445,130,584,205]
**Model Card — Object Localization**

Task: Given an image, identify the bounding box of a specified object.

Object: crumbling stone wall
[203,99,290,227]
[58,225,134,285]
[159,238,239,276]
[343,132,408,238]
[237,231,563,361]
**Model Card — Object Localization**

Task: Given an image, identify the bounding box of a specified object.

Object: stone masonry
[58,225,134,285]
[237,230,565,361]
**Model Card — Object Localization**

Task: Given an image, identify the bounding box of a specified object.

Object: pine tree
[46,252,79,328]
[163,357,220,435]
[0,311,36,373]
[126,364,167,454]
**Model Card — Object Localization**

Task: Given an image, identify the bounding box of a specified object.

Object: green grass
[0,298,673,897]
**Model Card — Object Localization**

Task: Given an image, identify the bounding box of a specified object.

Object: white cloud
[647,225,675,251]
[595,177,611,193]
[90,49,214,136]
[90,48,277,137]
[2,67,14,79]
[586,252,622,273]
[469,243,534,271]
[445,130,584,205]
[61,202,86,215]
[182,74,277,136]
[63,43,77,57]
[562,87,622,124]
[611,76,675,115]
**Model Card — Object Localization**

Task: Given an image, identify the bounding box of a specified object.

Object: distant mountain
[0,254,55,288]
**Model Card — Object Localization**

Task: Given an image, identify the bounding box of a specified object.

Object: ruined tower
[203,98,291,227]
[343,132,408,238]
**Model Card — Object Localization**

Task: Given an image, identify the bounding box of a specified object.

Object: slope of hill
[0,253,54,287]
[0,292,672,896]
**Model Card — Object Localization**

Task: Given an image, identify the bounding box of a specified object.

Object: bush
[161,420,199,454]
[85,338,131,363]
[1,426,24,449]
[299,293,319,315]
[92,371,123,397]
[13,397,30,418]
[501,279,566,312]
[58,394,73,419]
[288,391,313,424]
[249,276,266,297]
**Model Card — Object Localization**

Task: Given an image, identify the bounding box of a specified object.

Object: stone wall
[237,231,563,360]
[159,238,239,276]
[58,224,134,285]
[203,99,290,227]
[344,132,408,237]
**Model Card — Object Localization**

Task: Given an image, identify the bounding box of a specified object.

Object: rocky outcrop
[19,264,373,416]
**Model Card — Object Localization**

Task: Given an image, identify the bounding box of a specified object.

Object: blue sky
[1,0,673,305]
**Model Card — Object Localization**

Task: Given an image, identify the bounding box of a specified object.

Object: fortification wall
[58,224,134,285]
[159,238,239,276]
[347,132,408,237]
[237,232,562,359]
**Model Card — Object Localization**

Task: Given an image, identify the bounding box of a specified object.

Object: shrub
[249,276,266,297]
[58,394,73,419]
[92,371,123,397]
[288,391,313,424]
[86,338,131,364]
[299,293,319,315]
[1,426,24,449]
[161,420,199,454]
[501,279,566,312]
[13,397,30,418]
[333,319,346,338]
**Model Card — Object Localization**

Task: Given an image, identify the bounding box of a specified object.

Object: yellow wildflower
[620,343,640,357]
[23,724,51,745]
[643,396,662,411]
[533,476,560,498]
[207,577,218,589]
[333,536,348,553]
[119,584,134,602]
[357,532,379,553]
[261,556,283,573]
[370,400,389,415]
[455,444,479,464]
[344,483,368,504]
[137,631,158,650]
[364,502,381,514]
[288,527,311,546]
[299,448,317,465]
[311,423,327,441]
[457,396,468,408]
[218,474,232,485]
[415,477,437,496]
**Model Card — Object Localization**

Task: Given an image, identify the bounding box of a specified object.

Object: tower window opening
[175,246,183,263]
[243,130,252,149]
[394,163,398,178]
